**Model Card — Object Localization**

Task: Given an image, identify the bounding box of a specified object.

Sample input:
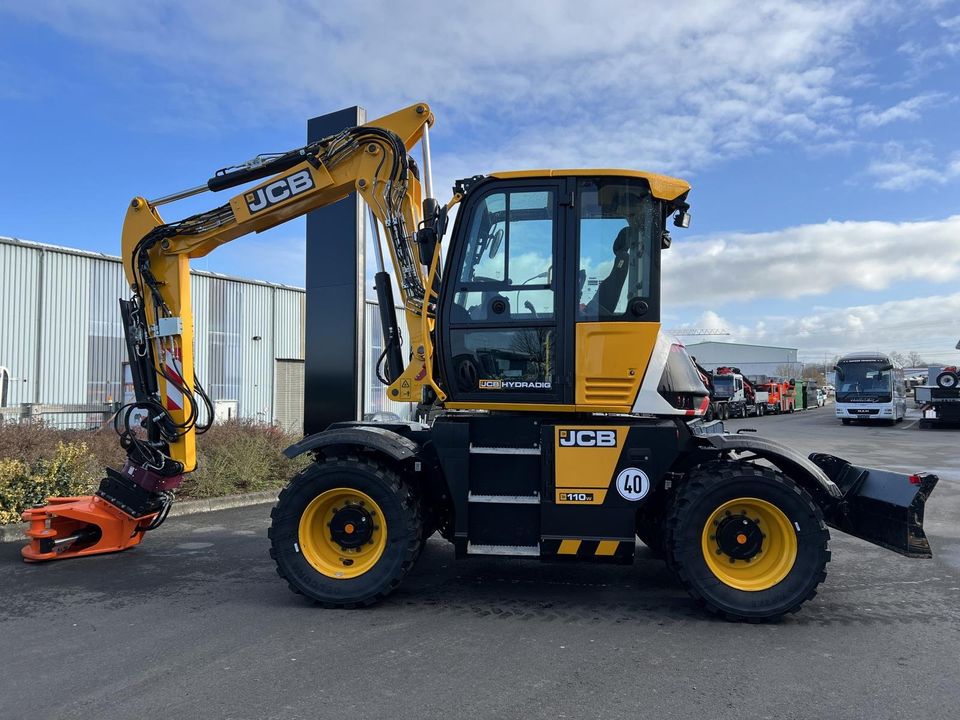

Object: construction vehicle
[757,380,795,414]
[917,365,960,428]
[693,362,767,419]
[712,366,768,418]
[21,103,939,620]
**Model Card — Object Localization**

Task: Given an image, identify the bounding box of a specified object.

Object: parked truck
[917,364,960,428]
[695,364,769,419]
[755,379,796,414]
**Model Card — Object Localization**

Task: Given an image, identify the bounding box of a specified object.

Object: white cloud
[858,93,946,128]
[662,215,960,307]
[3,0,884,178]
[863,143,960,191]
[671,297,960,359]
[744,293,960,358]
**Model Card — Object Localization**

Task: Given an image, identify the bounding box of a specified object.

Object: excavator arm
[22,102,448,561]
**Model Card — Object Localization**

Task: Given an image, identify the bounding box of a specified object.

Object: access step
[469,444,540,455]
[467,543,540,557]
[468,493,540,504]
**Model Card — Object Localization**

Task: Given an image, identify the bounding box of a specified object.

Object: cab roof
[490,169,691,202]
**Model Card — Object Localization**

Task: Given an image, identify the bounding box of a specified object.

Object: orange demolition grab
[21,495,161,562]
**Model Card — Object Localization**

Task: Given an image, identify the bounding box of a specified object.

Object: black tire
[936,371,958,389]
[841,418,851,425]
[758,405,765,417]
[269,455,422,607]
[664,462,830,621]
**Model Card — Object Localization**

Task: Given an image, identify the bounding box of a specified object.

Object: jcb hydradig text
[23,102,938,620]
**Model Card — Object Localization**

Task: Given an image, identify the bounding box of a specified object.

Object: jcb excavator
[22,103,938,620]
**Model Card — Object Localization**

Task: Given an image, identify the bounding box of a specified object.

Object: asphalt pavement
[2,405,958,720]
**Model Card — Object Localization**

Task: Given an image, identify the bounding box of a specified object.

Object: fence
[0,403,119,430]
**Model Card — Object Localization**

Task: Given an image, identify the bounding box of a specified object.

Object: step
[469,444,540,456]
[467,543,540,557]
[468,493,540,504]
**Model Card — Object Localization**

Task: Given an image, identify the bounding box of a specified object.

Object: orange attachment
[21,495,158,562]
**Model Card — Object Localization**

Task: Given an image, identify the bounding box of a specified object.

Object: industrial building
[0,236,408,429]
[685,340,801,379]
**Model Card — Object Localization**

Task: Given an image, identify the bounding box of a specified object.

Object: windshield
[836,361,892,400]
[713,376,734,397]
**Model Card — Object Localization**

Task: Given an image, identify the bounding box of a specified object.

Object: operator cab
[436,171,692,411]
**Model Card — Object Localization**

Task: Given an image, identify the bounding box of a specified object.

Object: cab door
[572,177,662,411]
[438,179,571,406]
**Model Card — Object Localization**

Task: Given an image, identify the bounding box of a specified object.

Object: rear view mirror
[833,366,844,381]
[488,227,504,259]
[880,364,894,372]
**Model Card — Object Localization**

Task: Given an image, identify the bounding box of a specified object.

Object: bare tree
[775,364,799,379]
[907,351,927,367]
[889,351,908,367]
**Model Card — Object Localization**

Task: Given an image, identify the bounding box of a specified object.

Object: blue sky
[1,0,959,363]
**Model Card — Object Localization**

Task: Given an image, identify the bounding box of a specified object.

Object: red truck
[756,380,796,414]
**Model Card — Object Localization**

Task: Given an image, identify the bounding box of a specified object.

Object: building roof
[685,340,798,352]
[0,235,305,293]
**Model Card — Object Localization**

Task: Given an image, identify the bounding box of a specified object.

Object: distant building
[0,236,408,429]
[685,340,800,380]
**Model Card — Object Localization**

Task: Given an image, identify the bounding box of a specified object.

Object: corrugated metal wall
[0,237,307,425]
[1,236,417,425]
[0,240,39,406]
[364,300,413,419]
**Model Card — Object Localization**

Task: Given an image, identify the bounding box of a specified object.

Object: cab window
[577,179,656,321]
[453,190,555,322]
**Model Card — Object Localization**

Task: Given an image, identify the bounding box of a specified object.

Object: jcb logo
[245,169,314,214]
[478,379,502,389]
[558,429,617,447]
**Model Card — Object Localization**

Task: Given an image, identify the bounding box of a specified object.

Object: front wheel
[269,455,422,607]
[664,463,829,621]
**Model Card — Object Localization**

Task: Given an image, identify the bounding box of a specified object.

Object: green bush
[0,419,307,523]
[0,441,97,524]
[182,420,308,498]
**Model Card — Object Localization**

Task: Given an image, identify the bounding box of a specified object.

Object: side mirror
[488,227,504,259]
[833,366,844,381]
[674,210,691,229]
[879,363,893,372]
[661,230,672,249]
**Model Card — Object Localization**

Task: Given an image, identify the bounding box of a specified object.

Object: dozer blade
[810,453,938,558]
[21,495,157,562]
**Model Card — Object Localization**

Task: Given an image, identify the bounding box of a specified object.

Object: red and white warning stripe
[161,344,185,413]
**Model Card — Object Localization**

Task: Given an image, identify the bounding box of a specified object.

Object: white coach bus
[834,352,907,425]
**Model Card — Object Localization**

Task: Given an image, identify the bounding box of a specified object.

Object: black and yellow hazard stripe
[541,537,635,562]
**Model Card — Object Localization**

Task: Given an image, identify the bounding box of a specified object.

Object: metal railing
[0,403,119,430]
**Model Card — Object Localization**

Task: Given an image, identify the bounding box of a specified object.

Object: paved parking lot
[2,406,958,720]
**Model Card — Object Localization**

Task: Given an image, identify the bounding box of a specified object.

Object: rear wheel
[269,455,422,607]
[664,463,829,621]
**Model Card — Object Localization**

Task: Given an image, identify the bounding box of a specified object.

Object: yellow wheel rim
[701,497,797,592]
[298,488,387,579]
